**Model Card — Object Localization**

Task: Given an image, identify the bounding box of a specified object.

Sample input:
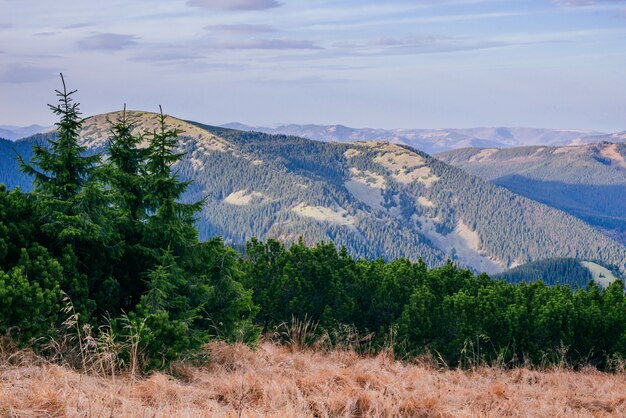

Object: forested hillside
[4,113,626,274]
[0,136,39,191]
[3,80,626,373]
[494,258,594,287]
[495,258,622,289]
[437,143,626,243]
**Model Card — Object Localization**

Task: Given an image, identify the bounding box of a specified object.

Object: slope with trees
[4,115,626,275]
[436,144,626,244]
[2,78,626,372]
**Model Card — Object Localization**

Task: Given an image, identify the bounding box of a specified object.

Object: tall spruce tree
[20,74,100,202]
[105,107,151,309]
[144,106,204,252]
[106,106,146,221]
[18,74,119,318]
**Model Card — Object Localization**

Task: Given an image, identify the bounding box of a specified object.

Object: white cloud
[219,38,321,50]
[77,33,139,51]
[204,23,278,34]
[553,0,626,7]
[187,0,282,11]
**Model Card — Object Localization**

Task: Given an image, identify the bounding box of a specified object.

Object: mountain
[436,143,626,244]
[494,258,620,288]
[0,135,40,191]
[567,131,626,146]
[3,111,626,275]
[220,123,610,154]
[0,124,52,141]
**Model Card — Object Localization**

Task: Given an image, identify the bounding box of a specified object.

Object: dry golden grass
[1,341,625,417]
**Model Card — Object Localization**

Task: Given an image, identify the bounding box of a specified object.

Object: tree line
[1,77,625,370]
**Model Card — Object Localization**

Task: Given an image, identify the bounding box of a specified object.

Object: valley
[437,143,626,245]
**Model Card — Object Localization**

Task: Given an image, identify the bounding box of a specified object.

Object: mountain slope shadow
[492,174,626,242]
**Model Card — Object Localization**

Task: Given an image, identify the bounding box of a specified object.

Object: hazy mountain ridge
[0,124,52,141]
[220,122,615,154]
[4,111,626,274]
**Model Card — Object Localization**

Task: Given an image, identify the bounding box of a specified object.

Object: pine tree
[144,106,204,252]
[105,107,151,310]
[19,73,100,202]
[18,74,119,318]
[106,106,146,220]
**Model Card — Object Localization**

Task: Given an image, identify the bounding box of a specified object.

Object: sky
[0,0,625,131]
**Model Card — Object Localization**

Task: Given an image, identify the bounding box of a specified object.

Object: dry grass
[1,341,625,417]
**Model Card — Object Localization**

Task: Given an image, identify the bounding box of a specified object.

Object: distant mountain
[4,111,626,275]
[567,131,626,146]
[0,124,52,141]
[220,123,610,154]
[436,143,626,244]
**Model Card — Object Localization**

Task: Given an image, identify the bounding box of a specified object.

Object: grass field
[2,341,625,417]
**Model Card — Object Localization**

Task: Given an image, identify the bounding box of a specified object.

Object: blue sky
[1,0,625,131]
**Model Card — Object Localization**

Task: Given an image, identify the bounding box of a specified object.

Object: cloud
[219,38,322,50]
[330,35,512,56]
[63,22,94,29]
[0,64,59,84]
[130,50,204,63]
[77,33,138,50]
[553,0,626,6]
[204,23,278,34]
[270,33,539,64]
[187,0,282,10]
[0,22,12,29]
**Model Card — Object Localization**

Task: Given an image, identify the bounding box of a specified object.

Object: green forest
[2,79,626,371]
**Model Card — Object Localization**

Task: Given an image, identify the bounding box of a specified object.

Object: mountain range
[221,122,626,154]
[1,111,625,276]
[6,121,625,154]
[0,124,53,141]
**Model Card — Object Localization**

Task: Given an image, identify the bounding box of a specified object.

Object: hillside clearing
[581,261,619,288]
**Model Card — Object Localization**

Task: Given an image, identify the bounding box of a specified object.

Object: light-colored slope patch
[455,220,481,252]
[553,146,578,154]
[599,143,626,168]
[344,168,386,211]
[292,204,355,226]
[417,196,435,208]
[371,143,439,187]
[343,148,362,159]
[223,190,267,206]
[469,148,498,162]
[580,261,619,288]
[415,216,503,274]
[78,111,233,155]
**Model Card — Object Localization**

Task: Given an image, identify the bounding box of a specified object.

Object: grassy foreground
[2,341,625,417]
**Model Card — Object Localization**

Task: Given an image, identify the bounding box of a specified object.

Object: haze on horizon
[0,0,625,132]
